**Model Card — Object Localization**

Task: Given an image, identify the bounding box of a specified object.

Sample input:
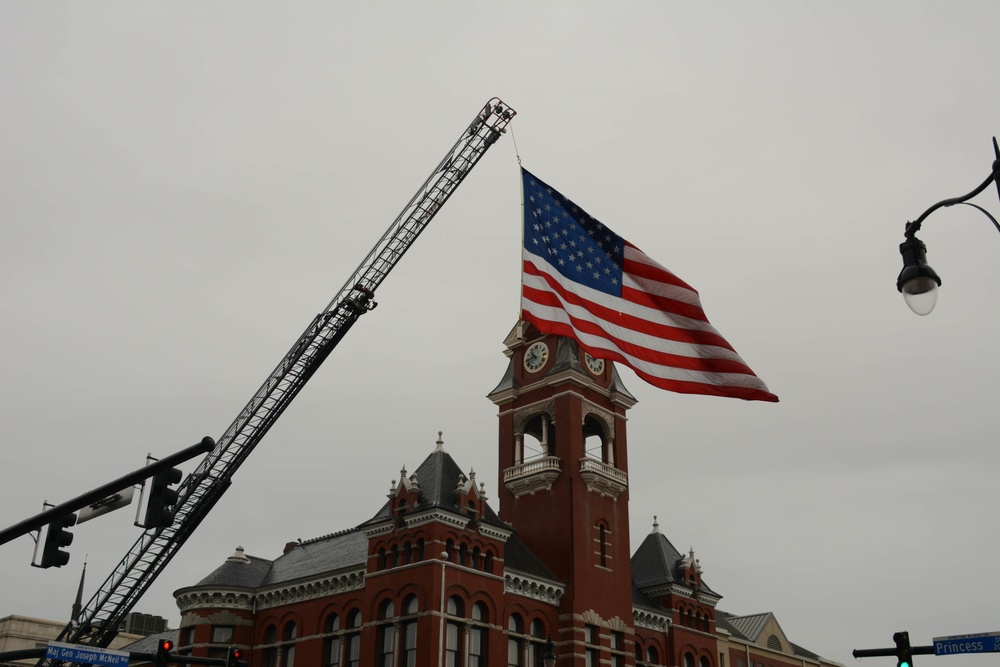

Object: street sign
[77,486,135,525]
[45,641,129,666]
[933,632,1000,656]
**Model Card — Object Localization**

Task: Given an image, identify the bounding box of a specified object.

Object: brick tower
[489,321,638,664]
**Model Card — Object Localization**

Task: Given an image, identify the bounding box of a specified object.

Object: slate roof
[630,528,718,597]
[503,533,557,581]
[359,445,510,533]
[631,580,666,611]
[120,628,180,655]
[261,529,368,586]
[189,548,273,589]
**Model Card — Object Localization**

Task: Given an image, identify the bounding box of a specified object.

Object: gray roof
[120,629,180,655]
[630,529,718,596]
[631,580,666,611]
[503,534,558,581]
[714,612,751,640]
[360,446,509,533]
[725,612,773,643]
[262,529,369,586]
[185,548,273,590]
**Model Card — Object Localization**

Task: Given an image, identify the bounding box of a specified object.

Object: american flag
[520,168,778,402]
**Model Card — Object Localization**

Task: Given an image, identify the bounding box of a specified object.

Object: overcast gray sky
[2,2,999,665]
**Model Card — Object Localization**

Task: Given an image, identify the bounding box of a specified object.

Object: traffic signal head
[893,631,913,667]
[143,467,182,528]
[39,513,77,568]
[155,638,174,667]
[227,646,246,667]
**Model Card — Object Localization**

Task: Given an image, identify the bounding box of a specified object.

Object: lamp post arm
[906,136,1000,238]
[906,169,1000,237]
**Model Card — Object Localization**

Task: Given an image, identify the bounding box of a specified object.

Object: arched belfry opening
[583,413,612,465]
[520,412,556,464]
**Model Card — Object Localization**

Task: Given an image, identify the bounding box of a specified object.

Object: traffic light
[227,646,247,667]
[155,639,174,667]
[894,631,913,667]
[143,467,182,528]
[39,513,77,568]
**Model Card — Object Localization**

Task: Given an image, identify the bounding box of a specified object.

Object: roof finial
[436,431,445,452]
[652,515,660,533]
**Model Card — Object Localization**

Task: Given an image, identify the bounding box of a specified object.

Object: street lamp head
[897,234,941,316]
[543,635,556,667]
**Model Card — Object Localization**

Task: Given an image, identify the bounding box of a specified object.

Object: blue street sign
[45,641,130,666]
[933,632,1000,656]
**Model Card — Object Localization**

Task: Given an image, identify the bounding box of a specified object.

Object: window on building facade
[401,595,419,667]
[345,609,362,667]
[469,602,489,667]
[507,613,524,667]
[700,656,711,667]
[611,630,625,667]
[261,624,277,667]
[446,596,464,667]
[719,652,725,667]
[767,635,782,651]
[684,652,695,667]
[527,619,546,666]
[211,626,233,644]
[280,621,296,667]
[323,613,340,667]
[585,625,600,667]
[377,600,396,667]
[647,646,659,666]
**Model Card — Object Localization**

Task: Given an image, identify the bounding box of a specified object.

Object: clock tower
[489,320,638,656]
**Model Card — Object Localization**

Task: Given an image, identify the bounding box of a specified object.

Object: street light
[897,137,1000,315]
[543,636,556,667]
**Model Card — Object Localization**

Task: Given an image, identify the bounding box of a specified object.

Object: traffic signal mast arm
[41,98,516,661]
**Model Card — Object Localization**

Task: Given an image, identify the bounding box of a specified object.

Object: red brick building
[172,323,840,667]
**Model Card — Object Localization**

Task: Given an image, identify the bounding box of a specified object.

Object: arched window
[446,596,464,667]
[469,603,489,667]
[507,614,524,667]
[684,653,696,667]
[377,600,396,667]
[401,596,419,667]
[417,538,426,561]
[527,619,546,666]
[281,621,296,667]
[484,551,494,574]
[377,547,387,570]
[323,614,340,667]
[700,657,711,667]
[599,525,608,567]
[472,546,482,570]
[459,542,469,567]
[262,625,277,667]
[648,646,660,665]
[345,610,362,667]
[446,538,455,562]
[402,541,412,565]
[767,635,782,651]
[391,544,399,568]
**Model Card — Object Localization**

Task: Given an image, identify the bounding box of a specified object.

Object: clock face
[585,354,605,375]
[523,341,549,373]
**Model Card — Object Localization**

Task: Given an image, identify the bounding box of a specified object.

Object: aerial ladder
[39,97,516,662]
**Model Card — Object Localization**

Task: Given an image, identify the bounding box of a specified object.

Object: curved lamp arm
[897,137,1000,315]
